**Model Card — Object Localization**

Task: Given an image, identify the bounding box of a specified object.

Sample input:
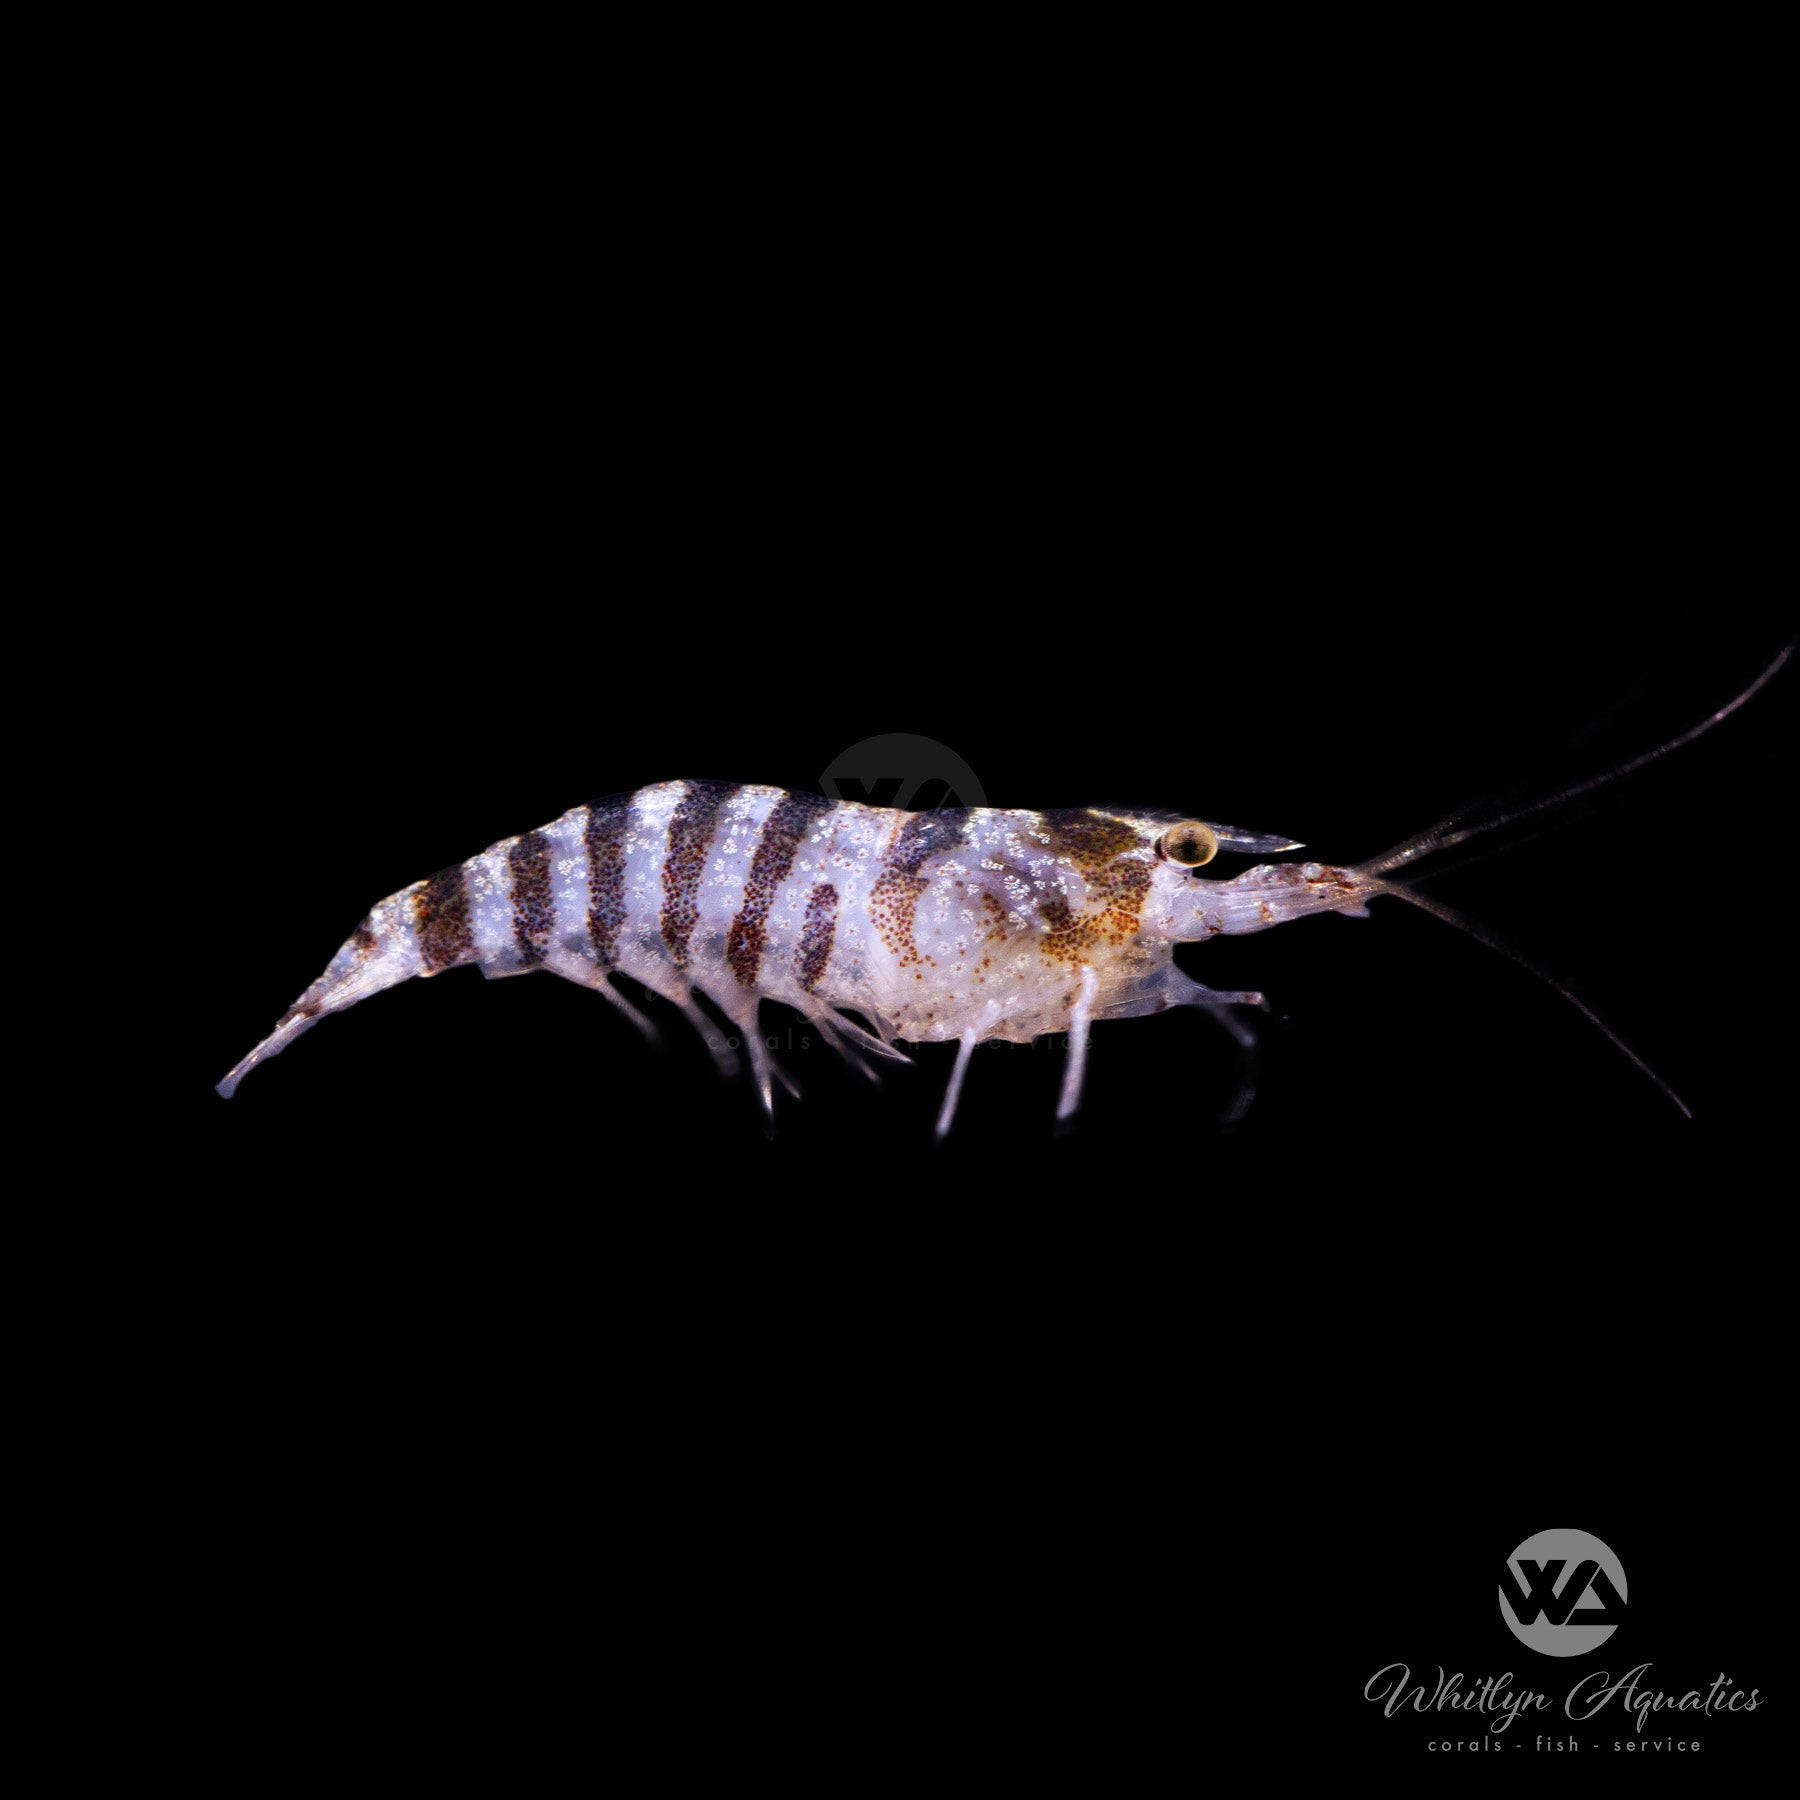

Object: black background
[138,93,1791,1782]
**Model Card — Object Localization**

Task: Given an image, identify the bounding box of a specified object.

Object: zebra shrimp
[217,646,1790,1131]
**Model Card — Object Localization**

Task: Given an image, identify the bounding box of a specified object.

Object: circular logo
[1498,1527,1627,1656]
[818,734,987,811]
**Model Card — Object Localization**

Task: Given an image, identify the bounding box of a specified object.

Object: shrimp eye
[1159,821,1219,867]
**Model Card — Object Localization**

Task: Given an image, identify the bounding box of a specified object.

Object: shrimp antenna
[1364,877,1692,1119]
[1359,641,1794,878]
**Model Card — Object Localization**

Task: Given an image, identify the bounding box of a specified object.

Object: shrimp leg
[539,945,662,1046]
[935,1029,978,1140]
[1055,966,1100,1125]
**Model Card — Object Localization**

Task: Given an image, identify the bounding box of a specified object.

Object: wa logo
[1499,1528,1628,1657]
[819,734,987,811]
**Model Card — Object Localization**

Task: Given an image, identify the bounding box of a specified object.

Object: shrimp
[216,646,1791,1132]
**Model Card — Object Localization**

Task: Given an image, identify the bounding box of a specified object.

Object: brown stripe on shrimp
[796,881,839,992]
[660,780,736,969]
[871,809,970,967]
[584,797,631,963]
[1036,807,1140,868]
[415,864,475,973]
[508,830,555,966]
[728,789,832,987]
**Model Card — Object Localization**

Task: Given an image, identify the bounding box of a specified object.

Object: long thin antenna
[1366,878,1692,1119]
[1360,642,1793,879]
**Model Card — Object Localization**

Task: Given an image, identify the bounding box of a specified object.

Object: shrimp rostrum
[218,647,1790,1131]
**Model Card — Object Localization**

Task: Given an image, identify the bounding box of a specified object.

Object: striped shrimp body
[218,649,1789,1131]
[216,780,1373,1132]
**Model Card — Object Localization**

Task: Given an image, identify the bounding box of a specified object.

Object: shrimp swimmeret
[217,647,1791,1133]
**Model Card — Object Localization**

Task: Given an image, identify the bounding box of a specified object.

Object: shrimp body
[217,781,1371,1129]
[218,648,1791,1128]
